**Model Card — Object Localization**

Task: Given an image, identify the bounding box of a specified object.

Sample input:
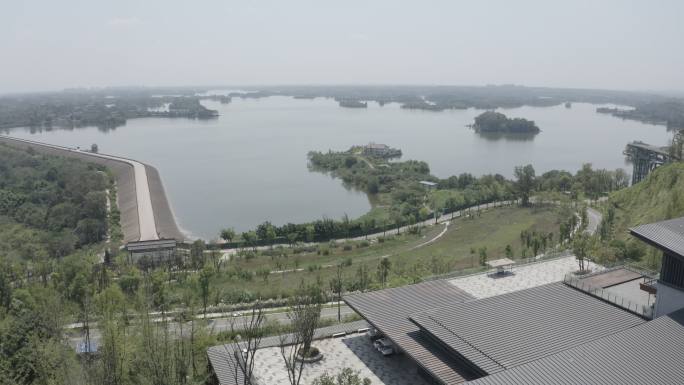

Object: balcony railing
[563,274,654,319]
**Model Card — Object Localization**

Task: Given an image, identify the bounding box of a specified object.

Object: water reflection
[475,131,537,142]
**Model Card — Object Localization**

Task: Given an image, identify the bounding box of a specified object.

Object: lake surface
[6,97,671,239]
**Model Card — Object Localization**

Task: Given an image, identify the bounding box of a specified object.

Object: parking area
[252,334,429,385]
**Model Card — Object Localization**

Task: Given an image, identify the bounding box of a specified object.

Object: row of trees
[224,160,628,248]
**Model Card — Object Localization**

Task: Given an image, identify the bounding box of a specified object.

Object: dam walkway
[0,135,184,243]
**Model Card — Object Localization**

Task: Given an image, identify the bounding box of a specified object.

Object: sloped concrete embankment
[0,136,183,242]
[144,164,185,240]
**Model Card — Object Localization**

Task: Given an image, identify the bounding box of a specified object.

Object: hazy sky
[2,0,683,93]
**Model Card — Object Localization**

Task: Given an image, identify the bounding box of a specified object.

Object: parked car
[379,346,395,356]
[367,328,381,341]
[374,337,393,351]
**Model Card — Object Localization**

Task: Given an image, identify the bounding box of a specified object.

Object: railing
[563,274,654,319]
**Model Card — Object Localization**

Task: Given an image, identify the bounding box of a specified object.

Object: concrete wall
[144,164,185,240]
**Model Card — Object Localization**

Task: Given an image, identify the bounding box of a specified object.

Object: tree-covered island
[471,111,541,134]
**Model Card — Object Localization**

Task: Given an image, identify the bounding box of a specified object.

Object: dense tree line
[0,91,218,130]
[228,152,631,247]
[597,100,684,129]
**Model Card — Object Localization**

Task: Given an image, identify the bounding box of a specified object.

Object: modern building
[362,143,391,156]
[344,216,684,385]
[125,238,178,265]
[205,216,684,385]
[631,216,684,317]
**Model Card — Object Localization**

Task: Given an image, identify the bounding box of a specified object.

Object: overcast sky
[2,0,683,93]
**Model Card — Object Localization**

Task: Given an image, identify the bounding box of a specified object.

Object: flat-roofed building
[126,238,177,265]
[631,217,684,317]
[362,143,390,156]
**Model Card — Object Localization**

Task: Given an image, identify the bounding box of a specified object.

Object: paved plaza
[449,256,601,298]
[253,334,429,385]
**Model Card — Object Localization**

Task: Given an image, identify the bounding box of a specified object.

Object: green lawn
[168,206,561,304]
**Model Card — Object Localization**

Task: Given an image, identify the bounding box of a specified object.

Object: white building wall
[655,283,684,317]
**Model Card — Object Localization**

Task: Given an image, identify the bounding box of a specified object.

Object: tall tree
[572,233,592,273]
[329,264,344,322]
[514,164,536,207]
[220,228,236,244]
[377,257,391,288]
[198,265,213,318]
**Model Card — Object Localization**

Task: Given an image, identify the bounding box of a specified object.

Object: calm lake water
[6,97,672,239]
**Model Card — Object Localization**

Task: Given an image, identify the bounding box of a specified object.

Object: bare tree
[279,282,323,385]
[231,302,266,385]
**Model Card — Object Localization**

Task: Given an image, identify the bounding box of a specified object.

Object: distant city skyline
[1,0,683,93]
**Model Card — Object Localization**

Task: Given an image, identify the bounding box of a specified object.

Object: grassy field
[168,206,561,304]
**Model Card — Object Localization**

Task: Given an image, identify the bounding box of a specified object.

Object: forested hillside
[610,163,684,236]
[0,144,110,260]
[0,144,116,384]
[594,162,684,267]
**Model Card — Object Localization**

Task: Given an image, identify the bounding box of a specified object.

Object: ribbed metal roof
[126,238,177,251]
[466,307,684,385]
[207,344,244,385]
[410,282,645,378]
[630,216,684,260]
[344,280,476,385]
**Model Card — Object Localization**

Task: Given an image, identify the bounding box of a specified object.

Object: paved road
[67,305,355,348]
[585,207,603,236]
[0,135,159,241]
[207,305,355,332]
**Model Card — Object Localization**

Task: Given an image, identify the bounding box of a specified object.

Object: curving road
[0,135,159,241]
[585,206,603,236]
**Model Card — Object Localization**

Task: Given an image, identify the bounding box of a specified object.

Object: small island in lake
[471,111,540,134]
[337,99,368,108]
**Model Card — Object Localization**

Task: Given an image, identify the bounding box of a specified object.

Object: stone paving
[449,256,602,298]
[253,334,429,385]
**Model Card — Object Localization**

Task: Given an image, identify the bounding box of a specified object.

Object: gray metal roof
[410,282,645,378]
[344,281,476,385]
[126,238,177,251]
[207,344,244,385]
[626,141,671,156]
[465,307,684,385]
[630,216,684,260]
